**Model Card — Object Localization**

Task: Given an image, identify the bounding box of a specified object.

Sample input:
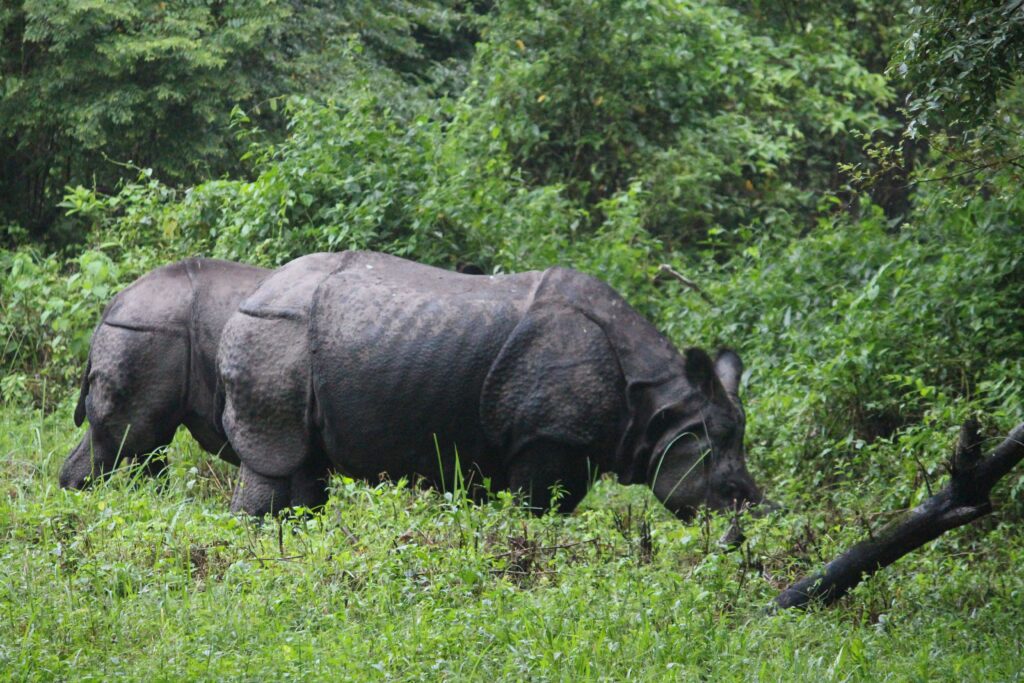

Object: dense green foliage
[1,0,1023,678]
[897,0,1024,134]
[884,0,1024,192]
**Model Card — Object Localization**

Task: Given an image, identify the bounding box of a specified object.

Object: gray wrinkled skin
[59,258,268,489]
[219,251,768,519]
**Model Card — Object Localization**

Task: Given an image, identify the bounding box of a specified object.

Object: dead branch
[655,264,715,305]
[489,538,600,560]
[774,421,1024,610]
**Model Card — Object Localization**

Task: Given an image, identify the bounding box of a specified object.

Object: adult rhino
[59,258,268,489]
[219,251,769,520]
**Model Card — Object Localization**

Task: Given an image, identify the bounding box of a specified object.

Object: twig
[656,264,715,305]
[203,460,231,498]
[489,538,599,560]
[911,450,934,498]
[913,153,1024,185]
[489,568,558,576]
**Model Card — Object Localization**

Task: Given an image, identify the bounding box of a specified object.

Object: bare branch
[774,421,1024,610]
[656,264,715,305]
[913,153,1024,185]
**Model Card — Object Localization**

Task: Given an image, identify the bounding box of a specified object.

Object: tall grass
[2,404,1023,680]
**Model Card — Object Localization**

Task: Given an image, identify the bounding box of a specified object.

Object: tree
[0,0,467,243]
[890,1,1024,184]
[456,0,894,244]
[896,0,1024,136]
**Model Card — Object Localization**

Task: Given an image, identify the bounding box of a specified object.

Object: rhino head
[645,349,770,522]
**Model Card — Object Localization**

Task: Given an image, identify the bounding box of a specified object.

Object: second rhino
[60,258,267,489]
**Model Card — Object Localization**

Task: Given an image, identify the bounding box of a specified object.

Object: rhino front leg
[507,441,592,515]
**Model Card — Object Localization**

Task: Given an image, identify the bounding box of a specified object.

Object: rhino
[59,258,268,489]
[218,251,769,519]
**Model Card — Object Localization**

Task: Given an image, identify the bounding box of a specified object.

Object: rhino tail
[74,356,91,427]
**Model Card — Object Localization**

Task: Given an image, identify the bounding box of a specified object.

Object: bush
[0,248,128,406]
[677,185,1024,508]
[460,0,894,241]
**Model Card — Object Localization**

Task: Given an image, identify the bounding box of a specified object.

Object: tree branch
[774,421,1024,610]
[655,264,715,305]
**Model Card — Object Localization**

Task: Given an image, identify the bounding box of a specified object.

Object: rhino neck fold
[614,375,692,485]
[527,269,691,485]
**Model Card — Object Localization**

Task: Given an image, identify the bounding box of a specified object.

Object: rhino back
[189,258,269,337]
[103,261,195,331]
[310,263,538,482]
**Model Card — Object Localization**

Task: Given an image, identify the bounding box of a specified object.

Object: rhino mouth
[59,471,89,490]
[666,494,779,524]
[749,497,782,517]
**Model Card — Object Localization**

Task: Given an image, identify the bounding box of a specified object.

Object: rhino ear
[714,349,743,399]
[684,347,716,396]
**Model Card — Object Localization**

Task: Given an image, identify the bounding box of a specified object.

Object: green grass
[2,403,1023,681]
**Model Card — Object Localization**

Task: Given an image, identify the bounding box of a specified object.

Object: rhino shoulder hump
[101,261,193,332]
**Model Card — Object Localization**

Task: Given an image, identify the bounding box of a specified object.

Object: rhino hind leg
[229,457,330,517]
[289,455,331,510]
[220,315,325,515]
[231,464,291,516]
[507,441,592,515]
